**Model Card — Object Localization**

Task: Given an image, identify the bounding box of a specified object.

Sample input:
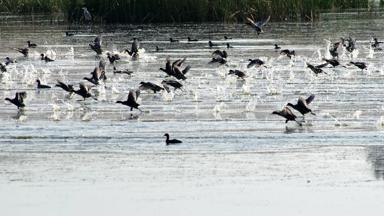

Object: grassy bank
[0,0,374,23]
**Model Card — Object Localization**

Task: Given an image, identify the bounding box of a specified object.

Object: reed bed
[0,0,373,23]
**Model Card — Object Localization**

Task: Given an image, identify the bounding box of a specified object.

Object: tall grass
[0,0,372,23]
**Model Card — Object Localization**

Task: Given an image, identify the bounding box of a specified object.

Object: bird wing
[94,36,101,46]
[306,94,315,105]
[182,65,191,74]
[283,106,296,117]
[256,16,271,27]
[127,90,138,103]
[316,62,329,69]
[16,92,27,102]
[246,17,256,27]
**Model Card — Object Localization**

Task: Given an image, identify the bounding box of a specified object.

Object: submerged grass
[0,0,374,23]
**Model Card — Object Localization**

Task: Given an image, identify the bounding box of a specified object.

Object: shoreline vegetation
[0,0,378,23]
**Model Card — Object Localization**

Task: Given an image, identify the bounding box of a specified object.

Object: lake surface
[0,14,384,215]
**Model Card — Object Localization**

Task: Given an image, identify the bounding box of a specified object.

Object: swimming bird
[228,69,246,79]
[41,54,54,62]
[74,83,94,100]
[155,46,164,52]
[162,80,183,92]
[89,36,102,55]
[4,57,16,65]
[170,38,179,43]
[116,89,142,111]
[226,43,233,48]
[350,61,367,70]
[246,16,270,35]
[113,66,133,75]
[81,7,92,23]
[0,63,6,72]
[27,41,37,48]
[107,53,120,64]
[36,79,51,89]
[209,41,218,48]
[125,38,140,57]
[274,44,281,50]
[371,37,383,49]
[280,49,295,59]
[247,58,265,68]
[139,82,164,93]
[65,31,75,37]
[224,36,232,40]
[272,106,302,126]
[16,48,29,57]
[322,58,340,67]
[55,81,74,93]
[164,133,182,145]
[306,62,328,75]
[188,37,198,42]
[5,92,26,109]
[287,94,316,116]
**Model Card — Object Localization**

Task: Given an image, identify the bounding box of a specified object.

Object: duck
[125,38,140,57]
[164,133,182,145]
[274,44,281,50]
[272,107,302,126]
[89,36,102,55]
[208,41,218,48]
[36,79,51,89]
[187,37,198,42]
[139,82,164,93]
[246,16,271,35]
[27,41,37,48]
[41,54,54,62]
[287,94,316,116]
[350,61,367,70]
[155,46,164,52]
[170,38,179,43]
[228,69,246,79]
[162,80,183,92]
[226,43,233,49]
[74,83,95,100]
[306,62,328,75]
[116,89,142,111]
[113,66,133,75]
[247,58,265,68]
[224,36,232,40]
[209,50,228,65]
[5,92,26,109]
[280,49,295,59]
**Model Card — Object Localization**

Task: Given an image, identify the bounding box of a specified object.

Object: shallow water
[1,14,384,215]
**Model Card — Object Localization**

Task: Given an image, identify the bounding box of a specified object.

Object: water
[1,14,384,215]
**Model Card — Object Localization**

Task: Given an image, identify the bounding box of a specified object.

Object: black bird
[209,41,218,48]
[322,58,340,67]
[16,48,29,57]
[5,57,16,65]
[371,37,383,49]
[228,69,246,79]
[329,41,341,59]
[162,80,183,92]
[342,37,356,53]
[125,38,140,57]
[287,94,316,116]
[74,83,94,100]
[113,66,133,75]
[224,36,232,40]
[188,37,198,42]
[27,41,37,48]
[89,36,102,55]
[155,46,164,52]
[272,107,302,126]
[210,50,228,65]
[170,38,179,43]
[350,61,367,70]
[160,58,174,76]
[65,31,75,37]
[84,62,107,85]
[160,58,190,80]
[36,79,51,89]
[0,63,6,73]
[41,54,54,62]
[226,43,233,49]
[247,58,265,68]
[5,92,26,109]
[274,44,281,50]
[246,16,271,35]
[280,49,295,59]
[306,63,328,75]
[139,82,164,93]
[107,53,120,64]
[164,133,182,145]
[116,90,142,111]
[55,81,74,93]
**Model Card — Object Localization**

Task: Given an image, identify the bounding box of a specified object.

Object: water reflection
[367,146,384,180]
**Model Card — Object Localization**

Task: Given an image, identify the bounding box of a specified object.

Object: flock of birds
[0,14,382,145]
